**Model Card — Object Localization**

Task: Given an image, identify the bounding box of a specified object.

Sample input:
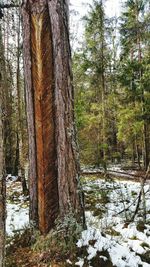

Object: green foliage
[33,211,82,260]
[73,0,150,168]
[73,1,119,166]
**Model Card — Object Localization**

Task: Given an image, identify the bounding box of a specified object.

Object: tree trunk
[0,29,5,267]
[143,123,149,170]
[0,100,5,267]
[48,0,80,216]
[22,0,81,234]
[135,2,149,170]
[16,10,28,196]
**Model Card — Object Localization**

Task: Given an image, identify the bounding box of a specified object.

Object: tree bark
[16,10,28,196]
[0,105,5,267]
[22,0,81,234]
[48,0,80,216]
[22,2,38,227]
[1,8,17,175]
[0,27,5,267]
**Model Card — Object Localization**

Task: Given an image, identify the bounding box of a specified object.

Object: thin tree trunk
[16,10,28,195]
[0,31,5,267]
[0,98,5,267]
[135,139,141,169]
[1,8,16,175]
[135,1,149,170]
[143,122,149,170]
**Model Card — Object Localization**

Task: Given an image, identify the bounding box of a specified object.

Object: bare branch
[0,4,19,9]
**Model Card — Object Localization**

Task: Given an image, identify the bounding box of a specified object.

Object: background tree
[73,0,150,170]
[118,0,150,169]
[0,23,5,267]
[0,1,28,193]
[73,0,120,166]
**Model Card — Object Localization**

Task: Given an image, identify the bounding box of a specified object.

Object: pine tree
[73,1,119,166]
[118,0,150,169]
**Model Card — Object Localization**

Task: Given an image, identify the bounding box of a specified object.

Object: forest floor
[6,167,150,267]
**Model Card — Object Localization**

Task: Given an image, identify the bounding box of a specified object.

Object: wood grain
[31,3,58,234]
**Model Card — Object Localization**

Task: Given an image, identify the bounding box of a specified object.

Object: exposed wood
[22,0,82,234]
[22,0,59,234]
[30,0,58,233]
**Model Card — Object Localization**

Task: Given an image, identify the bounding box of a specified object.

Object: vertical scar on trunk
[31,6,58,234]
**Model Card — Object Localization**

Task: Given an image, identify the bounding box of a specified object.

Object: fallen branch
[81,169,145,180]
[117,187,150,215]
[0,4,19,8]
[131,164,150,222]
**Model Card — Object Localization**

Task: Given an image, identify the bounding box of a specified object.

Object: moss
[7,191,21,203]
[105,228,120,237]
[129,236,138,240]
[140,242,150,249]
[32,213,82,264]
[90,251,113,267]
[137,251,150,264]
[77,245,89,259]
[137,221,146,232]
[6,212,82,267]
[131,191,137,196]
[6,228,35,256]
[93,207,104,218]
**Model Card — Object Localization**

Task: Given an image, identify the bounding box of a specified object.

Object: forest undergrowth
[6,173,150,267]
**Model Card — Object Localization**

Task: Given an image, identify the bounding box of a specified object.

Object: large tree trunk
[48,0,80,216]
[22,0,81,234]
[22,2,38,227]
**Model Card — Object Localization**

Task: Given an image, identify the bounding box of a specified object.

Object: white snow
[76,176,150,267]
[6,178,29,236]
[6,203,29,235]
[75,258,84,267]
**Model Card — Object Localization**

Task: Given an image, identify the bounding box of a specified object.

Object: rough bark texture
[48,0,80,216]
[22,2,38,226]
[0,54,5,267]
[22,0,81,234]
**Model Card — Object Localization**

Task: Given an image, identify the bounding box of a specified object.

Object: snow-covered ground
[81,164,139,180]
[6,173,150,266]
[6,176,29,236]
[76,177,150,267]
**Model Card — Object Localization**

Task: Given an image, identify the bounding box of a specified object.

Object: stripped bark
[22,0,82,234]
[30,0,58,233]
